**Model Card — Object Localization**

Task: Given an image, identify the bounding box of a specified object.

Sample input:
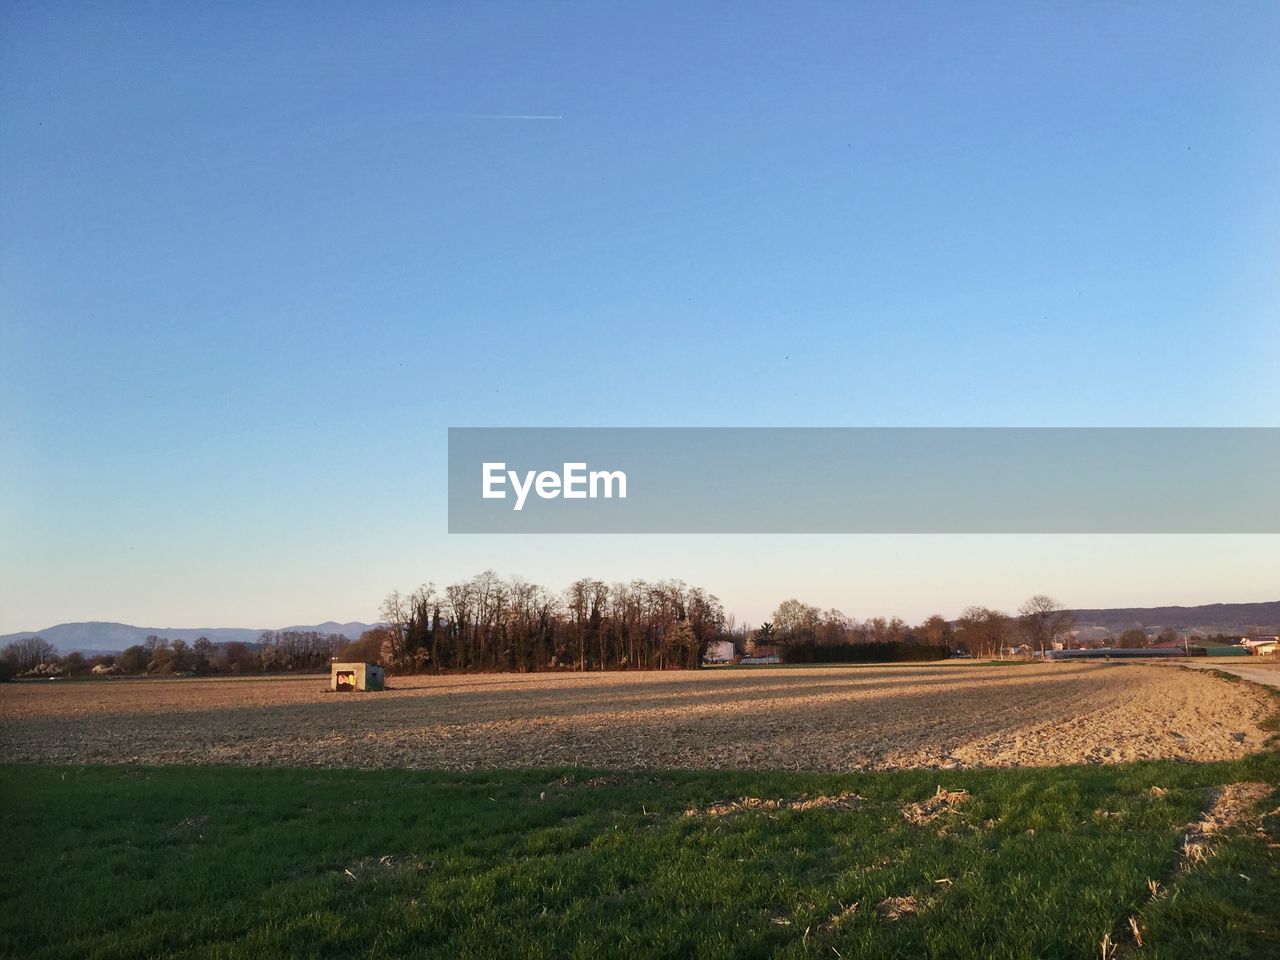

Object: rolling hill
[0,621,379,654]
[1065,600,1279,636]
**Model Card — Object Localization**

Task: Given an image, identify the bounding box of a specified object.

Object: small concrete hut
[329,662,385,692]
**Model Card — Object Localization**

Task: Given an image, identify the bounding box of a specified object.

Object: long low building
[1046,647,1203,660]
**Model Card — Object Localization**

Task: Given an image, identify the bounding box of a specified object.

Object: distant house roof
[1241,638,1279,655]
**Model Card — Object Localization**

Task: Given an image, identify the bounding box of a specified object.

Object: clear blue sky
[2,2,1278,633]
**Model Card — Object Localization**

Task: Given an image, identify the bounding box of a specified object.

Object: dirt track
[0,663,1272,771]
[1174,658,1280,690]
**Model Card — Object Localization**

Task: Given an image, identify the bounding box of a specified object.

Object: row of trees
[373,571,728,673]
[0,631,355,680]
[755,600,955,650]
[370,577,1079,673]
[753,594,1076,659]
[0,584,1083,680]
[1117,627,1179,649]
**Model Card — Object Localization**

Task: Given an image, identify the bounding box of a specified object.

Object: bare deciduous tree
[1018,595,1075,656]
[956,607,1013,658]
[771,599,820,647]
[1,636,57,673]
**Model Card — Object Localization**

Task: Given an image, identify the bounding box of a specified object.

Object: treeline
[370,571,728,673]
[0,630,355,680]
[757,599,955,649]
[0,580,1087,681]
[368,578,1076,673]
[756,594,1076,661]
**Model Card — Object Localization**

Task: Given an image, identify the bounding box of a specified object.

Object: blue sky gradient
[2,2,1278,631]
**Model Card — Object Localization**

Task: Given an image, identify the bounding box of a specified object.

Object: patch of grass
[718,659,1022,670]
[1135,799,1280,958]
[1207,669,1245,683]
[2,758,1277,960]
[1252,685,1280,741]
[717,661,946,670]
[971,658,1036,666]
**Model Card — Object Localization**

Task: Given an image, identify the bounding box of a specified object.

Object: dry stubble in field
[0,662,1270,771]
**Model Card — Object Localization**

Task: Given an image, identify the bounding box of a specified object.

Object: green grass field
[4,756,1278,960]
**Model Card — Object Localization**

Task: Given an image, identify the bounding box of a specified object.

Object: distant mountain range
[1066,600,1280,638]
[3,600,1277,656]
[0,621,379,654]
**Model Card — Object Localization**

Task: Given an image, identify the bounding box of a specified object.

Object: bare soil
[0,662,1271,771]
